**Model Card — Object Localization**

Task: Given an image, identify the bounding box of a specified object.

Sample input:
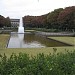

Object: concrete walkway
[35,31,75,36]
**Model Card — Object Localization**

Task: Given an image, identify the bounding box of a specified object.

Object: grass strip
[48,37,75,46]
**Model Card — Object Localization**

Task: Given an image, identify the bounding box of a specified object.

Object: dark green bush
[0,50,75,75]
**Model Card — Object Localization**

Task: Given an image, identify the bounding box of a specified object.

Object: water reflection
[8,33,71,48]
[24,33,69,47]
[23,33,45,48]
[8,34,24,48]
[18,34,24,48]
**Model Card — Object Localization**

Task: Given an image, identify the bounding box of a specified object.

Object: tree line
[0,15,11,28]
[23,6,75,31]
[0,6,74,30]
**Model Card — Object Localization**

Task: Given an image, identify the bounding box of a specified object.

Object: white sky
[0,0,74,18]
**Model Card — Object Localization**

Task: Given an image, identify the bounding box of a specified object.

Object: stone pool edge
[6,34,11,48]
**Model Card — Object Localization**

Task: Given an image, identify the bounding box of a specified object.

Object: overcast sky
[0,0,74,18]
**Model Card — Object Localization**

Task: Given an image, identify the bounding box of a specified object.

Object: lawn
[0,34,10,48]
[48,37,75,46]
[0,34,74,57]
[0,47,74,58]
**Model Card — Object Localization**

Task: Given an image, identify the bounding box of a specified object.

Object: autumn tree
[0,15,5,27]
[0,15,11,27]
[23,15,47,28]
[47,8,63,29]
[5,17,11,27]
[57,6,75,30]
[23,6,75,31]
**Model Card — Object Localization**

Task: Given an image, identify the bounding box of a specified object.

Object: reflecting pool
[8,33,71,48]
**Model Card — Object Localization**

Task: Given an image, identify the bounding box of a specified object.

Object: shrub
[0,50,75,75]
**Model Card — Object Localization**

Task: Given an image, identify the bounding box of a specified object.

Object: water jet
[18,18,24,33]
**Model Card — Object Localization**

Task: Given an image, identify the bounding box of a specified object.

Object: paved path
[35,31,75,36]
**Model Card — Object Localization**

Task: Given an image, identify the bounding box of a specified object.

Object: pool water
[8,33,71,48]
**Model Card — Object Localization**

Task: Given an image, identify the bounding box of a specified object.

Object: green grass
[48,37,75,46]
[0,47,74,58]
[0,34,10,48]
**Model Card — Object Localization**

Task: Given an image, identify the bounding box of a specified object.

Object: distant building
[10,19,20,28]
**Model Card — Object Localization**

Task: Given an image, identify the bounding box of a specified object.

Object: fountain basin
[7,33,72,48]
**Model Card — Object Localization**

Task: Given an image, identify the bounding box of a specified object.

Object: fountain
[18,18,24,33]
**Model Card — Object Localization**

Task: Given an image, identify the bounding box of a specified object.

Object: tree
[5,17,11,27]
[0,15,5,27]
[57,6,75,30]
[0,15,11,27]
[47,8,63,29]
[23,6,75,31]
[23,15,47,28]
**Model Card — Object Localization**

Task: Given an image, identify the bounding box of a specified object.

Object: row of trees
[23,15,46,28]
[0,15,11,28]
[23,6,75,30]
